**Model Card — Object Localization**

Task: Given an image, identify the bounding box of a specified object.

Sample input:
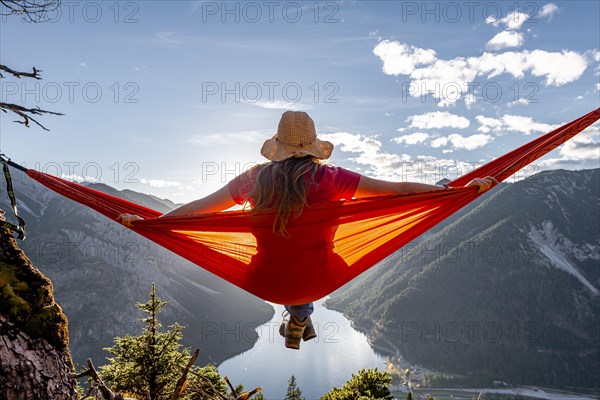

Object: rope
[0,154,26,240]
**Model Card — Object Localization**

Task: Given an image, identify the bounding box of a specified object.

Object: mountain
[0,167,274,368]
[327,169,600,389]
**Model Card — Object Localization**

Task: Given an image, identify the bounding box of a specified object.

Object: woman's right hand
[116,213,143,227]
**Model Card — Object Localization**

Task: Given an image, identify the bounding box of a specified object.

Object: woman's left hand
[466,176,498,193]
[117,213,143,227]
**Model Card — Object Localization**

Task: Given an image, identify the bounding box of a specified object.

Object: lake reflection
[218,299,388,399]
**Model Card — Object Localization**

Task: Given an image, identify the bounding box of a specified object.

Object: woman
[118,111,497,350]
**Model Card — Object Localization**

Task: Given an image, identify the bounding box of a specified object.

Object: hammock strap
[0,155,26,240]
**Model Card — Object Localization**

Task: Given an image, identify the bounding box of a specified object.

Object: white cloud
[497,11,530,30]
[464,93,476,109]
[319,132,381,155]
[409,57,479,107]
[471,50,588,86]
[392,132,430,145]
[539,125,600,168]
[61,173,95,182]
[483,10,530,29]
[156,31,180,44]
[372,40,437,75]
[319,131,412,179]
[538,3,558,19]
[448,133,494,150]
[587,49,600,76]
[596,83,600,92]
[468,51,529,79]
[80,62,87,68]
[431,133,494,150]
[486,31,524,50]
[140,179,182,188]
[406,111,470,129]
[475,115,503,133]
[557,125,600,159]
[508,98,531,107]
[525,49,588,86]
[501,114,558,135]
[430,137,449,148]
[322,132,493,182]
[373,40,590,105]
[475,114,559,135]
[187,130,268,145]
[248,100,310,111]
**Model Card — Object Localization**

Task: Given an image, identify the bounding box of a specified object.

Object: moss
[3,284,32,319]
[0,263,18,287]
[24,304,70,347]
[13,281,29,291]
[0,256,69,349]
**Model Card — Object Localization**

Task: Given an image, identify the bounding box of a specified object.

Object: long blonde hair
[249,156,323,237]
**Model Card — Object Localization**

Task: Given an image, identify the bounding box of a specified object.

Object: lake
[217,298,389,399]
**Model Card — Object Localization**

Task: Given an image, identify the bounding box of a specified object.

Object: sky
[1,0,599,203]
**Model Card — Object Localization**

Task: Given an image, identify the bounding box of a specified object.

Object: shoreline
[214,302,276,368]
[322,300,599,398]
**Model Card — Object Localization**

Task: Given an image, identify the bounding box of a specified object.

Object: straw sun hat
[260,111,334,162]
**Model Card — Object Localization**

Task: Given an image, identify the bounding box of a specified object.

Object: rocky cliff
[0,210,77,399]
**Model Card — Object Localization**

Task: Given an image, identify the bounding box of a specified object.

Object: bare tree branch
[0,102,63,131]
[0,63,63,131]
[224,376,263,400]
[235,386,263,400]
[224,376,238,397]
[0,0,61,22]
[68,358,135,400]
[0,64,42,79]
[171,348,200,400]
[0,2,64,131]
[182,366,229,400]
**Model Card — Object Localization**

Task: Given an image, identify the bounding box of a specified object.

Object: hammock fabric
[17,108,600,304]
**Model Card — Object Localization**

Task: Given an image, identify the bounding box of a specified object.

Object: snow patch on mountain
[528,221,599,295]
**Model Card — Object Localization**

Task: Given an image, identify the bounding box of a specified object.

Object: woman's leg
[284,303,314,319]
[281,303,315,349]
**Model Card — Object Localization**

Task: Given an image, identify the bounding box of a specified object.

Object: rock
[0,210,77,399]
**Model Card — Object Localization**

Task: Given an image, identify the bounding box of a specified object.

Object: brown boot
[302,316,317,341]
[283,314,307,350]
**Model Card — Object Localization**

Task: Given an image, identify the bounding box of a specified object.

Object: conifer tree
[285,375,304,400]
[100,283,191,399]
[321,368,393,400]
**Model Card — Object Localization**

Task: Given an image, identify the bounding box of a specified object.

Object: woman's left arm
[117,184,236,227]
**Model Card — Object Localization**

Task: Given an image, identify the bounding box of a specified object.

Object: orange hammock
[13,108,600,304]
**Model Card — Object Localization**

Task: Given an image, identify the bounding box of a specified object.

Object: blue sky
[1,1,599,203]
